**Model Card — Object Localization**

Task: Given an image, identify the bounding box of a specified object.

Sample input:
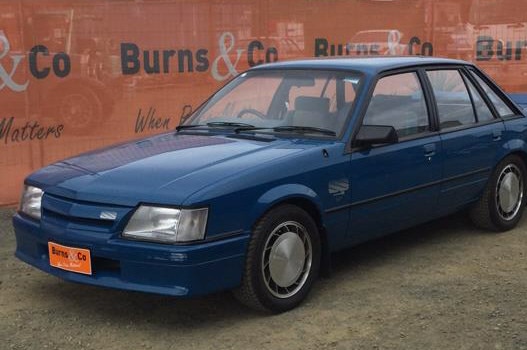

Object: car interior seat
[291,96,333,130]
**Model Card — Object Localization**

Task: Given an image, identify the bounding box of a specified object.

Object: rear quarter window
[470,71,515,118]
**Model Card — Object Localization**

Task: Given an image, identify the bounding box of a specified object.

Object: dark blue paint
[350,135,443,243]
[13,57,527,297]
[438,122,505,211]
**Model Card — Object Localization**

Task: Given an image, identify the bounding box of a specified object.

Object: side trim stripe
[324,167,490,213]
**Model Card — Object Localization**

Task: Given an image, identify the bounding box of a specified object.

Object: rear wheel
[470,155,526,231]
[234,204,321,313]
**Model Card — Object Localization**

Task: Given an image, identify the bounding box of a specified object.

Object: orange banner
[2,0,527,205]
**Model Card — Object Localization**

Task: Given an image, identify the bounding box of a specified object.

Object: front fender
[250,183,323,225]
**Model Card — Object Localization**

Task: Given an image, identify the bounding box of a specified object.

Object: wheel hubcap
[269,232,306,287]
[262,221,312,298]
[496,164,523,220]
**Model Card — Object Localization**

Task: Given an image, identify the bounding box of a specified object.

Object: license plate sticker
[48,242,92,275]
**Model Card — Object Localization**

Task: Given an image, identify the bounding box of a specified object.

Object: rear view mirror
[354,125,398,147]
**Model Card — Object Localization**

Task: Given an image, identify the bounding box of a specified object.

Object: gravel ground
[1,207,527,350]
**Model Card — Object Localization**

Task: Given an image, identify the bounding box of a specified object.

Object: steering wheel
[236,108,266,119]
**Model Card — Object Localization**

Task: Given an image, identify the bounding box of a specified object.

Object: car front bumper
[13,213,250,297]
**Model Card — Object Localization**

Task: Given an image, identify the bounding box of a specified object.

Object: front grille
[41,193,134,233]
[42,208,116,232]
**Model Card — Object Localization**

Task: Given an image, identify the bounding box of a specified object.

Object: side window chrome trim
[437,118,503,136]
[349,130,440,153]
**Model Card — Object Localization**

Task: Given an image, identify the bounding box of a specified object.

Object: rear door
[425,68,506,214]
[349,70,442,243]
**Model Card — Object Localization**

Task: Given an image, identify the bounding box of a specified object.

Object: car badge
[99,211,117,220]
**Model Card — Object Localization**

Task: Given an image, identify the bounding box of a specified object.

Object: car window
[190,70,362,136]
[362,72,429,137]
[288,74,355,113]
[200,74,282,120]
[427,70,476,129]
[462,73,495,122]
[287,74,357,132]
[344,78,357,102]
[469,71,515,118]
[288,76,333,112]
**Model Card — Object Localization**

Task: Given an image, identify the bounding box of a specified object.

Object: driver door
[349,70,442,243]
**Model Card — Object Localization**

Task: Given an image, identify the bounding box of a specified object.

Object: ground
[1,207,526,350]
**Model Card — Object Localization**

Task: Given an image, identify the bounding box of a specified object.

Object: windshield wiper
[175,124,205,131]
[273,125,336,136]
[235,125,336,136]
[234,126,268,134]
[176,122,255,133]
[206,121,255,128]
[273,126,335,136]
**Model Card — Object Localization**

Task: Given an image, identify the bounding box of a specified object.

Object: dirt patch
[1,208,526,349]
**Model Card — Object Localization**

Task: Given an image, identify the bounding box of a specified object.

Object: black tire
[470,155,526,231]
[233,204,321,313]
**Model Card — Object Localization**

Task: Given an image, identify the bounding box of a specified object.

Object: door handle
[423,144,436,158]
[492,130,502,141]
[424,150,435,157]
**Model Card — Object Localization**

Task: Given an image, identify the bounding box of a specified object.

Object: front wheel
[234,205,321,313]
[470,155,526,231]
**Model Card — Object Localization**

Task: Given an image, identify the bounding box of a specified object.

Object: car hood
[27,133,313,206]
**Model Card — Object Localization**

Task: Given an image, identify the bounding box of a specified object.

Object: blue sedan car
[13,57,527,312]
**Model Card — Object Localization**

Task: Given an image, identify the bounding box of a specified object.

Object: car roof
[249,56,471,75]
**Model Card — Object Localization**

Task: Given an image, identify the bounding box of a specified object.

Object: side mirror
[354,125,398,147]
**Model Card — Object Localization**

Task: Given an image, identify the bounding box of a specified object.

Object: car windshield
[185,69,362,137]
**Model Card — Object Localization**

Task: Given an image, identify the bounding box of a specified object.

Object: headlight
[19,185,43,220]
[122,205,208,244]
